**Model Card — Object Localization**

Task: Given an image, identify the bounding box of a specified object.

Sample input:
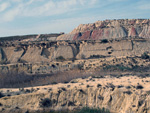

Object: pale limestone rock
[53,45,74,60]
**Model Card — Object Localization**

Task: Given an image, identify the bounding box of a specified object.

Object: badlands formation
[0,19,150,113]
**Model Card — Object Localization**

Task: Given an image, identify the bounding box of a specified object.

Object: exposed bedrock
[1,39,150,74]
[57,19,150,40]
[0,82,150,113]
[1,39,150,64]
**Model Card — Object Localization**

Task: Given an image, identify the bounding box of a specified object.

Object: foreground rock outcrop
[0,76,150,113]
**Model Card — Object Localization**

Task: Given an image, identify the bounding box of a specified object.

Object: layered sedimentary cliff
[57,19,150,40]
[1,19,150,113]
[0,38,150,74]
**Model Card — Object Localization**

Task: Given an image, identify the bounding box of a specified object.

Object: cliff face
[1,39,150,74]
[57,19,150,40]
[1,39,150,64]
[1,19,149,42]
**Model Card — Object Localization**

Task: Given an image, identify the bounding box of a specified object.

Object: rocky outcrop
[57,19,150,40]
[0,76,150,113]
[1,39,150,73]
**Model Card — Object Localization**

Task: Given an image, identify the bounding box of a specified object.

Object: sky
[0,0,150,37]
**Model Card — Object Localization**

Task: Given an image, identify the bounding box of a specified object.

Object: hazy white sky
[0,0,150,37]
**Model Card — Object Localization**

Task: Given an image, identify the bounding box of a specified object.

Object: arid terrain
[0,19,150,113]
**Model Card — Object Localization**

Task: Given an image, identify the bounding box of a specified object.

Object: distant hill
[57,19,150,40]
[0,33,64,41]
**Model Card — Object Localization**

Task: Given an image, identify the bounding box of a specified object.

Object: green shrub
[0,92,4,98]
[40,98,51,107]
[51,81,57,84]
[136,84,144,89]
[141,52,149,59]
[89,55,106,59]
[56,56,66,62]
[101,39,108,43]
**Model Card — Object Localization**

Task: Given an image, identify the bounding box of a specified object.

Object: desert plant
[136,84,144,89]
[89,55,106,59]
[101,39,108,43]
[0,92,4,98]
[141,52,149,59]
[117,85,124,88]
[77,64,83,70]
[97,84,102,88]
[126,86,131,89]
[81,54,85,59]
[123,91,132,95]
[56,56,66,62]
[86,85,90,88]
[40,98,51,107]
[51,82,57,84]
[103,65,131,71]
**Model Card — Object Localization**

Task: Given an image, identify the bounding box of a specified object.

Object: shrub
[61,87,66,91]
[123,91,132,95]
[89,55,106,59]
[40,98,51,107]
[86,84,90,87]
[51,82,58,84]
[77,64,83,70]
[97,84,102,88]
[126,86,131,89]
[141,52,149,59]
[0,92,4,98]
[101,39,108,43]
[136,85,144,89]
[56,56,66,62]
[103,65,131,71]
[117,85,124,88]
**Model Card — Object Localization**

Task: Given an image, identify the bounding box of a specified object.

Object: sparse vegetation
[40,98,51,107]
[89,55,106,59]
[56,56,66,62]
[101,39,109,43]
[103,64,131,71]
[123,90,132,95]
[0,92,4,98]
[126,86,131,89]
[136,84,144,89]
[0,103,2,106]
[141,52,149,59]
[117,85,124,88]
[97,84,102,88]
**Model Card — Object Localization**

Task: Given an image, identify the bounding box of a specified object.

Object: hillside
[57,19,150,40]
[0,19,150,113]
